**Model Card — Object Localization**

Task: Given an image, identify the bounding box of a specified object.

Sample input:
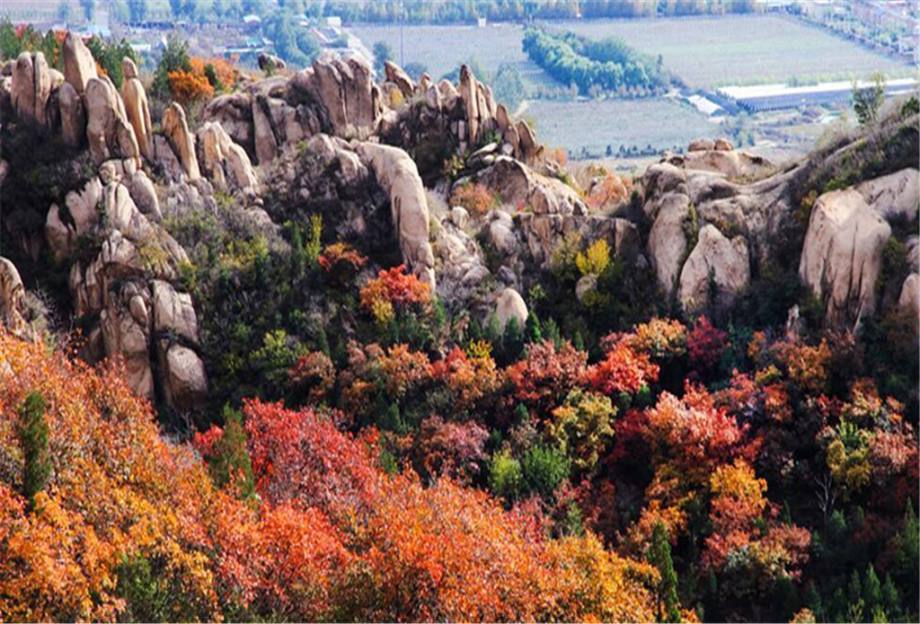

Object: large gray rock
[152,280,198,343]
[668,148,773,181]
[122,77,153,161]
[124,170,161,219]
[799,188,891,326]
[356,142,435,287]
[58,81,86,147]
[647,192,691,298]
[384,60,415,98]
[0,257,34,340]
[161,103,200,180]
[493,287,528,330]
[251,94,279,165]
[101,283,154,400]
[85,77,141,165]
[62,32,97,94]
[197,121,258,191]
[11,51,53,127]
[678,224,750,313]
[854,168,920,222]
[159,343,207,411]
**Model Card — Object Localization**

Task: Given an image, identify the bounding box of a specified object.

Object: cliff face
[1,39,917,414]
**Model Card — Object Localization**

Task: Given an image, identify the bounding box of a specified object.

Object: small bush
[521,444,570,498]
[450,182,498,217]
[489,449,523,501]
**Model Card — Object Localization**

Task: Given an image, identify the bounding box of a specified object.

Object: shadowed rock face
[11,51,53,128]
[356,142,436,288]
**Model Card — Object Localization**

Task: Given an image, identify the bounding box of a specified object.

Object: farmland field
[352,15,910,90]
[350,23,540,83]
[524,98,717,157]
[555,14,912,88]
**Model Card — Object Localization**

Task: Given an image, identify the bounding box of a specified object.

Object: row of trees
[51,0,758,27]
[522,28,670,97]
[316,0,757,24]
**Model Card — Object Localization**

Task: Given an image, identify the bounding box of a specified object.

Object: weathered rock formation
[85,76,141,165]
[62,32,98,94]
[197,121,259,192]
[0,258,36,341]
[799,168,919,327]
[203,58,541,175]
[356,142,435,287]
[494,287,528,330]
[122,71,154,161]
[11,51,54,128]
[162,103,201,181]
[679,224,750,313]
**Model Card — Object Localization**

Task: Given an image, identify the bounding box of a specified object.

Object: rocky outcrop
[11,51,53,128]
[85,76,141,165]
[493,287,528,330]
[0,257,35,340]
[45,158,203,408]
[197,121,259,192]
[297,55,377,138]
[433,215,492,306]
[667,147,773,181]
[799,168,919,327]
[202,59,540,172]
[62,32,97,94]
[122,74,153,161]
[258,52,287,72]
[384,61,415,98]
[356,142,435,287]
[58,82,85,147]
[647,192,691,298]
[678,224,750,313]
[161,103,201,181]
[475,156,587,217]
[799,189,891,326]
[101,282,155,399]
[159,344,208,411]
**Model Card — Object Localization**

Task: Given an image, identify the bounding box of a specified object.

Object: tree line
[522,27,670,97]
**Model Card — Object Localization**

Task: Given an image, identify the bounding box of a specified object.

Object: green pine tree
[503,317,524,361]
[18,392,51,511]
[880,574,900,620]
[573,330,585,352]
[543,317,561,348]
[803,582,824,622]
[864,565,882,615]
[208,405,255,499]
[288,222,306,281]
[525,310,543,343]
[648,521,681,623]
